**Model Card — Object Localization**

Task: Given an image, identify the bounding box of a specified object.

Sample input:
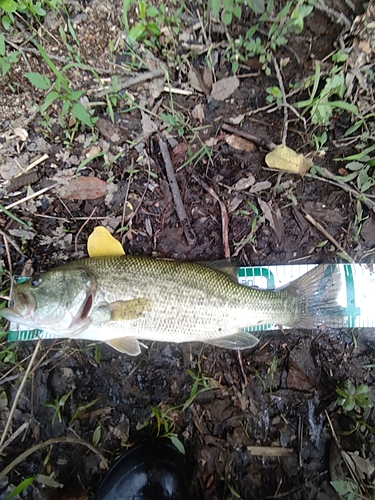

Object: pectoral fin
[204,331,260,350]
[105,337,142,356]
[107,298,152,321]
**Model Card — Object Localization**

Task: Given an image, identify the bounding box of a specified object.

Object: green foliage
[0,0,56,28]
[128,0,161,44]
[4,477,35,500]
[25,40,96,129]
[223,0,315,74]
[330,479,363,500]
[336,380,373,413]
[294,58,358,125]
[266,86,282,105]
[0,32,19,77]
[44,390,73,425]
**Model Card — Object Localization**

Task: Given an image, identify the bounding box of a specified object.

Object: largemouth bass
[2,256,345,355]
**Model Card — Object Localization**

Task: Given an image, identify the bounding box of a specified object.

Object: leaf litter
[0,1,375,499]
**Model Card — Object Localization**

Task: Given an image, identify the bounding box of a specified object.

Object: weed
[44,389,73,425]
[294,56,358,126]
[268,354,278,394]
[4,476,35,500]
[128,0,161,45]
[330,479,363,500]
[25,40,96,129]
[336,380,373,414]
[223,0,314,74]
[0,33,19,77]
[70,397,99,424]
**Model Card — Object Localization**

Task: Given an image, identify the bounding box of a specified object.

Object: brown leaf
[188,67,210,94]
[225,134,255,152]
[59,176,108,200]
[96,118,129,143]
[210,76,239,101]
[192,103,205,124]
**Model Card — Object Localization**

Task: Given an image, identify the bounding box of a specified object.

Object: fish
[2,256,345,356]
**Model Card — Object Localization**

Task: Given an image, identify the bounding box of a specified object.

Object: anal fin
[204,331,260,350]
[105,337,142,356]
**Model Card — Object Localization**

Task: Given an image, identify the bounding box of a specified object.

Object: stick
[246,446,293,457]
[309,168,375,212]
[301,208,352,261]
[221,123,277,151]
[272,56,288,145]
[0,436,108,481]
[96,68,165,97]
[158,136,196,246]
[191,173,230,258]
[0,341,41,449]
[5,184,57,210]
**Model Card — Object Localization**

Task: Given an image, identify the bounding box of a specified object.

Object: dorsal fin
[197,260,238,281]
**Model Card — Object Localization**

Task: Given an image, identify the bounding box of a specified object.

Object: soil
[0,0,375,499]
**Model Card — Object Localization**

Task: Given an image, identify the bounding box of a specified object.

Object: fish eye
[31,278,40,288]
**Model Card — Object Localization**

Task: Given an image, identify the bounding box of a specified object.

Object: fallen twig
[158,136,196,246]
[0,341,41,449]
[247,446,293,457]
[221,123,277,151]
[300,208,352,261]
[272,56,288,145]
[191,173,230,258]
[0,436,108,482]
[308,167,375,212]
[96,68,165,97]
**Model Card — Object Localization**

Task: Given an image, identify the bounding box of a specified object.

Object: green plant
[266,85,282,105]
[25,40,96,129]
[44,390,73,425]
[0,33,19,77]
[268,354,278,394]
[128,0,161,45]
[294,56,358,126]
[330,479,363,500]
[4,476,35,500]
[336,380,373,413]
[223,0,315,74]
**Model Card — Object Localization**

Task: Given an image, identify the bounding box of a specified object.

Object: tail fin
[287,264,346,328]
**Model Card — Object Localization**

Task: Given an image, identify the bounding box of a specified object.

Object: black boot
[94,438,188,500]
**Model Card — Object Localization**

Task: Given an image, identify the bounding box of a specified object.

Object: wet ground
[0,0,375,498]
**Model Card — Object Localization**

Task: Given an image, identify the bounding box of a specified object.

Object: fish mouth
[69,292,94,330]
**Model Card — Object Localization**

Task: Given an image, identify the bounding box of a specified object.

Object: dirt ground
[0,0,375,498]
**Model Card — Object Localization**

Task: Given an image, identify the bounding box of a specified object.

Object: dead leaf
[258,198,275,230]
[171,142,188,166]
[13,127,28,141]
[210,76,240,101]
[58,176,108,200]
[86,145,101,157]
[192,103,205,124]
[202,66,213,92]
[96,118,128,143]
[188,67,209,94]
[204,137,218,147]
[231,175,255,191]
[258,198,284,242]
[225,134,255,152]
[228,195,243,213]
[250,180,272,193]
[88,226,125,257]
[228,114,245,125]
[265,144,311,175]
